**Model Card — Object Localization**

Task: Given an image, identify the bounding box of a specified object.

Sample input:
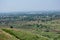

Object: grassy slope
[0,29,19,40]
[2,28,49,40]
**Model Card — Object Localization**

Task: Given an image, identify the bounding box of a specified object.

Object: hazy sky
[0,0,60,12]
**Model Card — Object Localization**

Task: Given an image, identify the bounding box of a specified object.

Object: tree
[10,26,13,28]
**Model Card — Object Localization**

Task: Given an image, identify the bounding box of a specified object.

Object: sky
[0,0,60,12]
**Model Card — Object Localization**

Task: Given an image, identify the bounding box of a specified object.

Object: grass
[29,29,60,40]
[2,28,49,40]
[0,29,19,40]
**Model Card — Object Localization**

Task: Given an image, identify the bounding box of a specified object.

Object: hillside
[0,28,49,40]
[0,29,19,40]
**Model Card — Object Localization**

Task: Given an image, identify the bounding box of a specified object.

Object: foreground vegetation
[0,28,59,40]
[2,28,49,40]
[0,29,18,40]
